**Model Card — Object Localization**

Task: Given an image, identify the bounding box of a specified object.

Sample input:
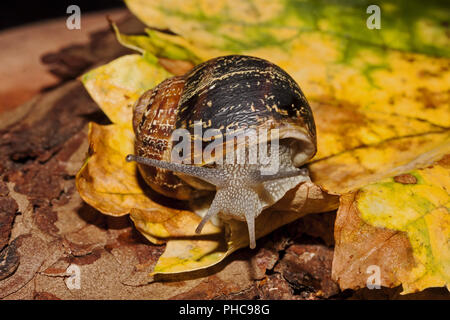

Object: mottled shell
[132,55,316,200]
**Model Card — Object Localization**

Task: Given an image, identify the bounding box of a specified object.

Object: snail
[126,55,316,249]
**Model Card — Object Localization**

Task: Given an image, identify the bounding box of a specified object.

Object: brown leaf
[333,157,450,294]
[332,192,416,290]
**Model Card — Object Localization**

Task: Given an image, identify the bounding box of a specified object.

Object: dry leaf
[76,50,337,274]
[333,156,450,294]
[76,117,336,275]
[76,123,152,216]
[123,0,449,194]
[81,54,172,125]
[75,0,449,280]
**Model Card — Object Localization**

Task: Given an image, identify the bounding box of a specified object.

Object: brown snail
[126,55,316,248]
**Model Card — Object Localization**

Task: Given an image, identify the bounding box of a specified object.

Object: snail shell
[128,55,316,248]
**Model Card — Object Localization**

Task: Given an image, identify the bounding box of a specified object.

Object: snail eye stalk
[126,154,227,186]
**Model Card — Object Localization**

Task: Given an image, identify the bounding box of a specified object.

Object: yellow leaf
[76,122,336,274]
[124,0,450,194]
[152,240,227,274]
[81,54,172,125]
[131,207,227,273]
[76,122,221,234]
[76,0,449,277]
[76,123,158,216]
[111,22,202,64]
[126,0,449,58]
[310,131,450,194]
[333,156,450,294]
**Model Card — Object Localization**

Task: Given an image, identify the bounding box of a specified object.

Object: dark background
[0,0,125,30]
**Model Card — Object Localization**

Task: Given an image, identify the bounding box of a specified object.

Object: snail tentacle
[244,207,257,249]
[252,167,309,183]
[195,185,261,249]
[194,197,221,234]
[126,154,226,185]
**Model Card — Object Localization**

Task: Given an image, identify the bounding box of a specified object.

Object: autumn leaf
[76,0,449,281]
[310,131,450,194]
[81,54,172,126]
[111,22,202,64]
[117,1,450,286]
[332,156,450,294]
[76,123,336,275]
[126,0,450,58]
[78,54,234,274]
[76,123,152,216]
[76,120,230,269]
[124,0,450,194]
[77,121,336,274]
[76,50,336,275]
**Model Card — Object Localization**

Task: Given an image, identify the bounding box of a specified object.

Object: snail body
[127,55,316,248]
